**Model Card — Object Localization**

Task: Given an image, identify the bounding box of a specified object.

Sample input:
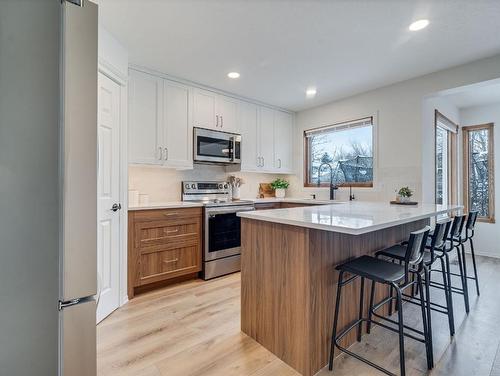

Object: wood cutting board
[259,183,275,198]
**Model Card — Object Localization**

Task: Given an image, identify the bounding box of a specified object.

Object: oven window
[208,212,241,252]
[197,136,232,158]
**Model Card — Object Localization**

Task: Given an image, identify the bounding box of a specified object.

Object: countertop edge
[238,206,461,235]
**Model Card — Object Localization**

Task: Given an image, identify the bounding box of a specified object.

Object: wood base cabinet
[128,207,202,298]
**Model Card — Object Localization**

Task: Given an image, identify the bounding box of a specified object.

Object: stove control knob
[184,184,190,190]
[191,184,196,189]
[224,183,229,189]
[218,183,223,189]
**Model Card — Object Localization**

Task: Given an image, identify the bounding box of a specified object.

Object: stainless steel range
[182,181,255,280]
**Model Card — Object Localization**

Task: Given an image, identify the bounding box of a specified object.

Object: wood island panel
[240,217,429,376]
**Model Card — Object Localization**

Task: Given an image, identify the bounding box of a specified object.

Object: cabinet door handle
[262,157,265,167]
[167,228,179,234]
[164,212,179,217]
[163,258,179,264]
[158,146,163,160]
[164,147,168,160]
[278,158,282,168]
[221,116,223,128]
[216,115,219,127]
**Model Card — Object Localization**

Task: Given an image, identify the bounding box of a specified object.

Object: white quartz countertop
[238,201,463,235]
[245,197,341,205]
[128,201,203,210]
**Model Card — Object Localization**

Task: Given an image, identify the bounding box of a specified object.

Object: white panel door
[193,88,217,129]
[163,81,192,168]
[97,73,121,323]
[217,95,239,132]
[273,110,294,173]
[238,101,259,171]
[128,69,163,164]
[258,107,275,171]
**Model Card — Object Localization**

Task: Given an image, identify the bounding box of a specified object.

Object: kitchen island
[238,201,461,376]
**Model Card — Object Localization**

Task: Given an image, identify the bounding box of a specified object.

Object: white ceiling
[443,82,500,109]
[97,0,500,111]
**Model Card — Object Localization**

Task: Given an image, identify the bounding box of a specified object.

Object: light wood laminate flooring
[98,254,500,376]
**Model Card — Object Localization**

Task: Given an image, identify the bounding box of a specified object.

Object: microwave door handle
[230,136,236,162]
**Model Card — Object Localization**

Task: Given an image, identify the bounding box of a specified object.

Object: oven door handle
[206,206,255,216]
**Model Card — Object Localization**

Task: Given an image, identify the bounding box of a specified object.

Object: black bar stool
[328,226,432,376]
[428,214,470,314]
[375,218,454,366]
[461,211,480,296]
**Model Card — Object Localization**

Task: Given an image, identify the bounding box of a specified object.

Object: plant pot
[399,195,410,203]
[275,188,286,198]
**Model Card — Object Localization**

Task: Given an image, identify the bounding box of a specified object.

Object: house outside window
[304,117,373,187]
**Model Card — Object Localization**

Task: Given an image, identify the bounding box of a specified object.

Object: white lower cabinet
[128,69,192,168]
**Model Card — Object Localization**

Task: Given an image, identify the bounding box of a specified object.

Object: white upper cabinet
[128,69,163,165]
[193,88,217,130]
[193,88,239,133]
[128,69,192,168]
[273,110,294,173]
[238,101,259,171]
[129,68,294,173]
[162,81,192,169]
[258,107,275,172]
[217,95,239,133]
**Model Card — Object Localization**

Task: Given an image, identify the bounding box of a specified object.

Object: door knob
[111,203,122,212]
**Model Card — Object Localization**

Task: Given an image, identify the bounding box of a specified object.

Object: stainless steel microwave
[193,127,241,165]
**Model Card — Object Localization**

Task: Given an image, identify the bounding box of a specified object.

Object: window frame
[462,122,495,223]
[434,110,458,205]
[303,116,374,188]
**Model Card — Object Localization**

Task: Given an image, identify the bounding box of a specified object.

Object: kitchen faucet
[317,162,338,200]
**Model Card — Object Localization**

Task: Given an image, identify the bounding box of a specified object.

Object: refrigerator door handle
[58,299,81,311]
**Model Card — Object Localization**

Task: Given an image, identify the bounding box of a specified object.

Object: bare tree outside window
[305,119,373,186]
[463,123,495,223]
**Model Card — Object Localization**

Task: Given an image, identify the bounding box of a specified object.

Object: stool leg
[422,268,434,368]
[440,257,455,336]
[395,284,406,376]
[367,280,376,334]
[457,244,470,313]
[357,277,365,342]
[469,237,480,296]
[329,271,344,371]
[444,253,456,328]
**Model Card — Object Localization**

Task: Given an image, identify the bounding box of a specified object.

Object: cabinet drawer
[139,246,200,285]
[135,219,200,249]
[132,207,202,222]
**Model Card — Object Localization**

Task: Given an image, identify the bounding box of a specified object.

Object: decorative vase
[275,188,286,198]
[232,186,241,200]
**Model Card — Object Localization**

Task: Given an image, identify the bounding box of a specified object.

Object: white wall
[460,102,500,258]
[129,165,292,202]
[288,54,500,203]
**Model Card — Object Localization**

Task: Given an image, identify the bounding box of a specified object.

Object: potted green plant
[270,178,290,198]
[397,186,413,203]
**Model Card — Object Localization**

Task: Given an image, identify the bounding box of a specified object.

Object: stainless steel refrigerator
[0,1,98,375]
[58,0,98,375]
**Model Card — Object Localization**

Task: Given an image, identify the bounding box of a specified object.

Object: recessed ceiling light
[409,19,429,31]
[227,72,240,79]
[306,87,317,98]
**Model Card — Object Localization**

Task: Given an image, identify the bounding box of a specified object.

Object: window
[435,110,458,205]
[304,117,373,187]
[463,123,495,223]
